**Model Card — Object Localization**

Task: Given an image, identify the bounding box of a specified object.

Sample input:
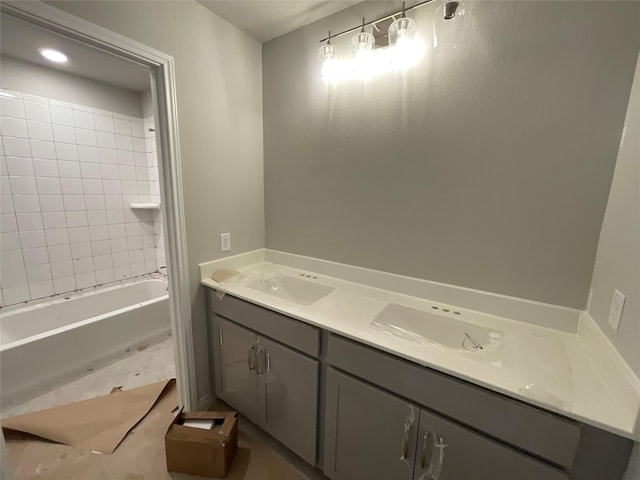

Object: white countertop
[200,250,640,441]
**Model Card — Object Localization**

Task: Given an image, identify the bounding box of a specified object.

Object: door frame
[0,1,197,409]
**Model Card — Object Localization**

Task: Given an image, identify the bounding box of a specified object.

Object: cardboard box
[165,410,238,478]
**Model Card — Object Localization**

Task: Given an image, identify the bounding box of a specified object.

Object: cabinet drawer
[327,334,580,468]
[211,292,320,357]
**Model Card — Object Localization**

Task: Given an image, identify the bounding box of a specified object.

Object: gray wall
[0,56,142,117]
[263,1,640,309]
[589,52,640,378]
[48,0,265,405]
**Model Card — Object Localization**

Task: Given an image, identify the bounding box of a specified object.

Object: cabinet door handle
[256,348,267,375]
[248,345,257,372]
[400,418,413,460]
[420,431,432,470]
[218,328,223,347]
[421,431,447,480]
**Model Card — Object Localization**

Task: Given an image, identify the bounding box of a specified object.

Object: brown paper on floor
[5,380,304,480]
[2,378,175,454]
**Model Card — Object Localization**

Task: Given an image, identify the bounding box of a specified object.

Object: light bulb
[319,42,341,82]
[388,16,417,48]
[352,31,373,53]
[322,58,341,82]
[318,43,335,60]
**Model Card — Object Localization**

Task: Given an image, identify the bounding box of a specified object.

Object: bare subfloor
[3,336,176,419]
[3,338,326,480]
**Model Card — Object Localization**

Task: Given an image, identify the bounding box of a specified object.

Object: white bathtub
[0,278,171,407]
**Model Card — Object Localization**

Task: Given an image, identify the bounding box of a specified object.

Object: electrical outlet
[220,233,231,252]
[608,289,626,332]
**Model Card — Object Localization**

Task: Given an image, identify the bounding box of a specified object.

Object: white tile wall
[0,90,163,306]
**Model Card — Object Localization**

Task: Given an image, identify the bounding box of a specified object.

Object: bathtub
[0,278,171,408]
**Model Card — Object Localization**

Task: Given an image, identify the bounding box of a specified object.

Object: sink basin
[371,303,503,352]
[247,274,334,306]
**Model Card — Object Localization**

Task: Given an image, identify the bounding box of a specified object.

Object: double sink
[248,272,503,353]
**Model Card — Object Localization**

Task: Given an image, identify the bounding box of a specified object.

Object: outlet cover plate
[220,233,231,252]
[608,289,625,332]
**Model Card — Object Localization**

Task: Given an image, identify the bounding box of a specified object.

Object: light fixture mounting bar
[318,0,436,44]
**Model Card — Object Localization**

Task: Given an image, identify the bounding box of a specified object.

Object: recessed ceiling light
[38,48,68,63]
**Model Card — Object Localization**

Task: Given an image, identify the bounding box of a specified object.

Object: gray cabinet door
[215,316,260,424]
[259,336,319,465]
[323,368,419,480]
[413,408,568,480]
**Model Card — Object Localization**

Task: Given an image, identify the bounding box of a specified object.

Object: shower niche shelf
[130,202,161,210]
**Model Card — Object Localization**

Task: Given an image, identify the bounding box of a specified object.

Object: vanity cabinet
[212,305,319,465]
[324,368,568,480]
[207,290,633,480]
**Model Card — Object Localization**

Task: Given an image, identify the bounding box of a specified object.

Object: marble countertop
[200,250,640,441]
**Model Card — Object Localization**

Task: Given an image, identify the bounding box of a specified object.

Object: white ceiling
[198,1,361,42]
[0,14,150,92]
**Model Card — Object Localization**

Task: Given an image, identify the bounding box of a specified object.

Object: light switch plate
[608,289,625,332]
[220,233,231,252]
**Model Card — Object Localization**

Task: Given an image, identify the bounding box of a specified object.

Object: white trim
[1,1,197,409]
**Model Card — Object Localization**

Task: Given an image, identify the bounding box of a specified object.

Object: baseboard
[197,392,215,410]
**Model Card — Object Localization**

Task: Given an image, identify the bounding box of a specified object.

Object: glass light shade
[433,1,465,54]
[352,31,374,52]
[319,43,340,81]
[388,16,417,47]
[318,43,335,60]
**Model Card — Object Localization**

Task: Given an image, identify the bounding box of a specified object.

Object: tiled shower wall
[0,89,164,306]
[143,115,166,274]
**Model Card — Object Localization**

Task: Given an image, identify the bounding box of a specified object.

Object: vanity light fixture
[388,3,417,48]
[318,0,465,82]
[38,48,68,63]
